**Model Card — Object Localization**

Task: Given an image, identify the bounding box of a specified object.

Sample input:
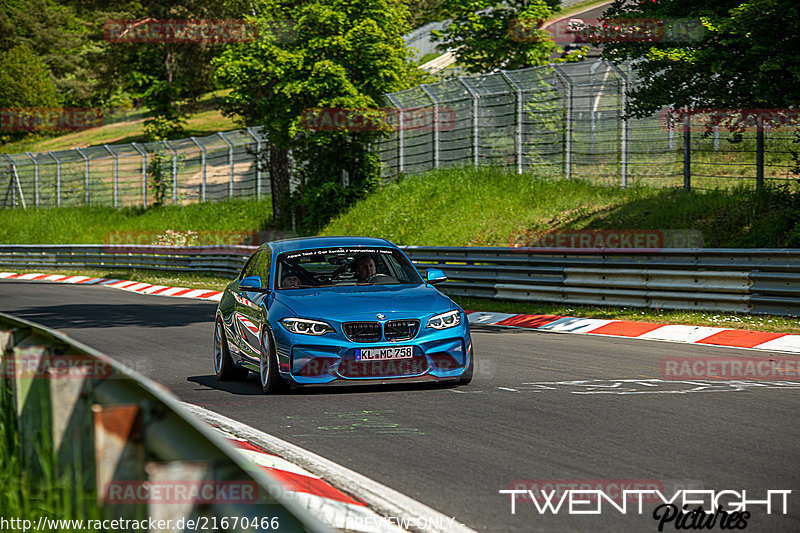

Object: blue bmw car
[214,236,473,393]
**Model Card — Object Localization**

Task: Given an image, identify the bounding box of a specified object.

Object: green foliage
[0,44,59,109]
[602,0,800,115]
[433,0,561,73]
[215,0,422,227]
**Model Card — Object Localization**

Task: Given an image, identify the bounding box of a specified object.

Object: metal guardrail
[0,244,798,316]
[0,312,332,532]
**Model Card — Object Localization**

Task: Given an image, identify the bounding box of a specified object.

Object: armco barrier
[1,244,799,316]
[0,312,332,533]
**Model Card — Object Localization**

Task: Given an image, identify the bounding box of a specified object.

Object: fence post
[606,61,628,187]
[2,154,26,209]
[218,132,235,199]
[756,117,765,189]
[25,152,39,207]
[419,85,440,169]
[245,127,263,199]
[458,78,480,168]
[48,151,62,207]
[386,94,404,174]
[500,71,524,174]
[103,145,118,208]
[131,142,147,208]
[552,66,573,180]
[75,148,90,205]
[162,141,178,204]
[683,111,691,192]
[190,137,207,202]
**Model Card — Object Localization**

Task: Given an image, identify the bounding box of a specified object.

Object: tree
[215,0,423,228]
[601,0,800,117]
[0,44,59,110]
[433,0,561,74]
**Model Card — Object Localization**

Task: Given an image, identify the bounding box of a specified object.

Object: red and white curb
[183,403,470,533]
[0,272,222,302]
[467,311,800,354]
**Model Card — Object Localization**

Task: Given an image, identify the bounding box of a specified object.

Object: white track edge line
[181,402,475,533]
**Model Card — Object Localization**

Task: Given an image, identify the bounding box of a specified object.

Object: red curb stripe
[225,438,278,457]
[261,466,364,506]
[496,314,564,328]
[587,321,666,337]
[170,288,194,297]
[31,274,50,280]
[132,284,154,292]
[7,273,24,279]
[76,277,99,284]
[197,290,221,299]
[49,275,69,282]
[696,330,787,349]
[149,286,172,295]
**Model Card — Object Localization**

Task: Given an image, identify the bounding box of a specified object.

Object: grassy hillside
[321,167,800,248]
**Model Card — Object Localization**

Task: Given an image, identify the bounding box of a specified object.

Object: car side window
[239,252,258,281]
[242,249,271,286]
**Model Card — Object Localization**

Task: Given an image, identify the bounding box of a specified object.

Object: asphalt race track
[2,280,799,532]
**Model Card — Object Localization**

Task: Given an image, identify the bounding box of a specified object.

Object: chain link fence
[378,60,800,189]
[3,60,799,209]
[2,127,269,209]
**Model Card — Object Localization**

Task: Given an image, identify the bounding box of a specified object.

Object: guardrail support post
[103,145,119,207]
[246,127,264,199]
[75,147,90,205]
[131,143,147,208]
[218,132,235,199]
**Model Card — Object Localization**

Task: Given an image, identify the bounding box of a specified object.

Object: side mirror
[239,275,266,291]
[426,268,447,285]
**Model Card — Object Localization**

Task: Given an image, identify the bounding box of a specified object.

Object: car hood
[273,284,455,320]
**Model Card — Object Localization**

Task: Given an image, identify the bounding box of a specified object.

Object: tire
[259,327,287,394]
[214,319,248,381]
[457,349,474,385]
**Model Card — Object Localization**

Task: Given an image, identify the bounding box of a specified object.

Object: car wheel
[214,319,248,381]
[259,328,287,394]
[457,349,474,385]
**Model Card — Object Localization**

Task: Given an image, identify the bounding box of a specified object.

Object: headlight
[426,310,461,330]
[281,318,334,335]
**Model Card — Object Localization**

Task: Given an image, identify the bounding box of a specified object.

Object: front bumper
[273,319,472,386]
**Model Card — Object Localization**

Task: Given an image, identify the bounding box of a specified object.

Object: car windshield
[274,247,423,289]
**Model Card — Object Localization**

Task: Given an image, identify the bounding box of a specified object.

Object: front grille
[343,321,381,342]
[384,319,419,341]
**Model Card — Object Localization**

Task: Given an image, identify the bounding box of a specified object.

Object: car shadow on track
[188,374,459,396]
[5,302,215,330]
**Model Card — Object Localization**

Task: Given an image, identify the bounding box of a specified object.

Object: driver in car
[353,254,377,282]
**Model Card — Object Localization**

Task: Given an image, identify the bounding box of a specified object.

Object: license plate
[355,346,413,361]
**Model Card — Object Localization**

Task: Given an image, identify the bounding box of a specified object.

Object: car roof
[266,236,395,254]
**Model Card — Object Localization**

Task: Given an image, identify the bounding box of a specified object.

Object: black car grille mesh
[343,321,382,342]
[384,319,419,341]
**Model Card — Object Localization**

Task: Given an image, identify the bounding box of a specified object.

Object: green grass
[322,166,800,247]
[0,198,275,244]
[0,89,240,154]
